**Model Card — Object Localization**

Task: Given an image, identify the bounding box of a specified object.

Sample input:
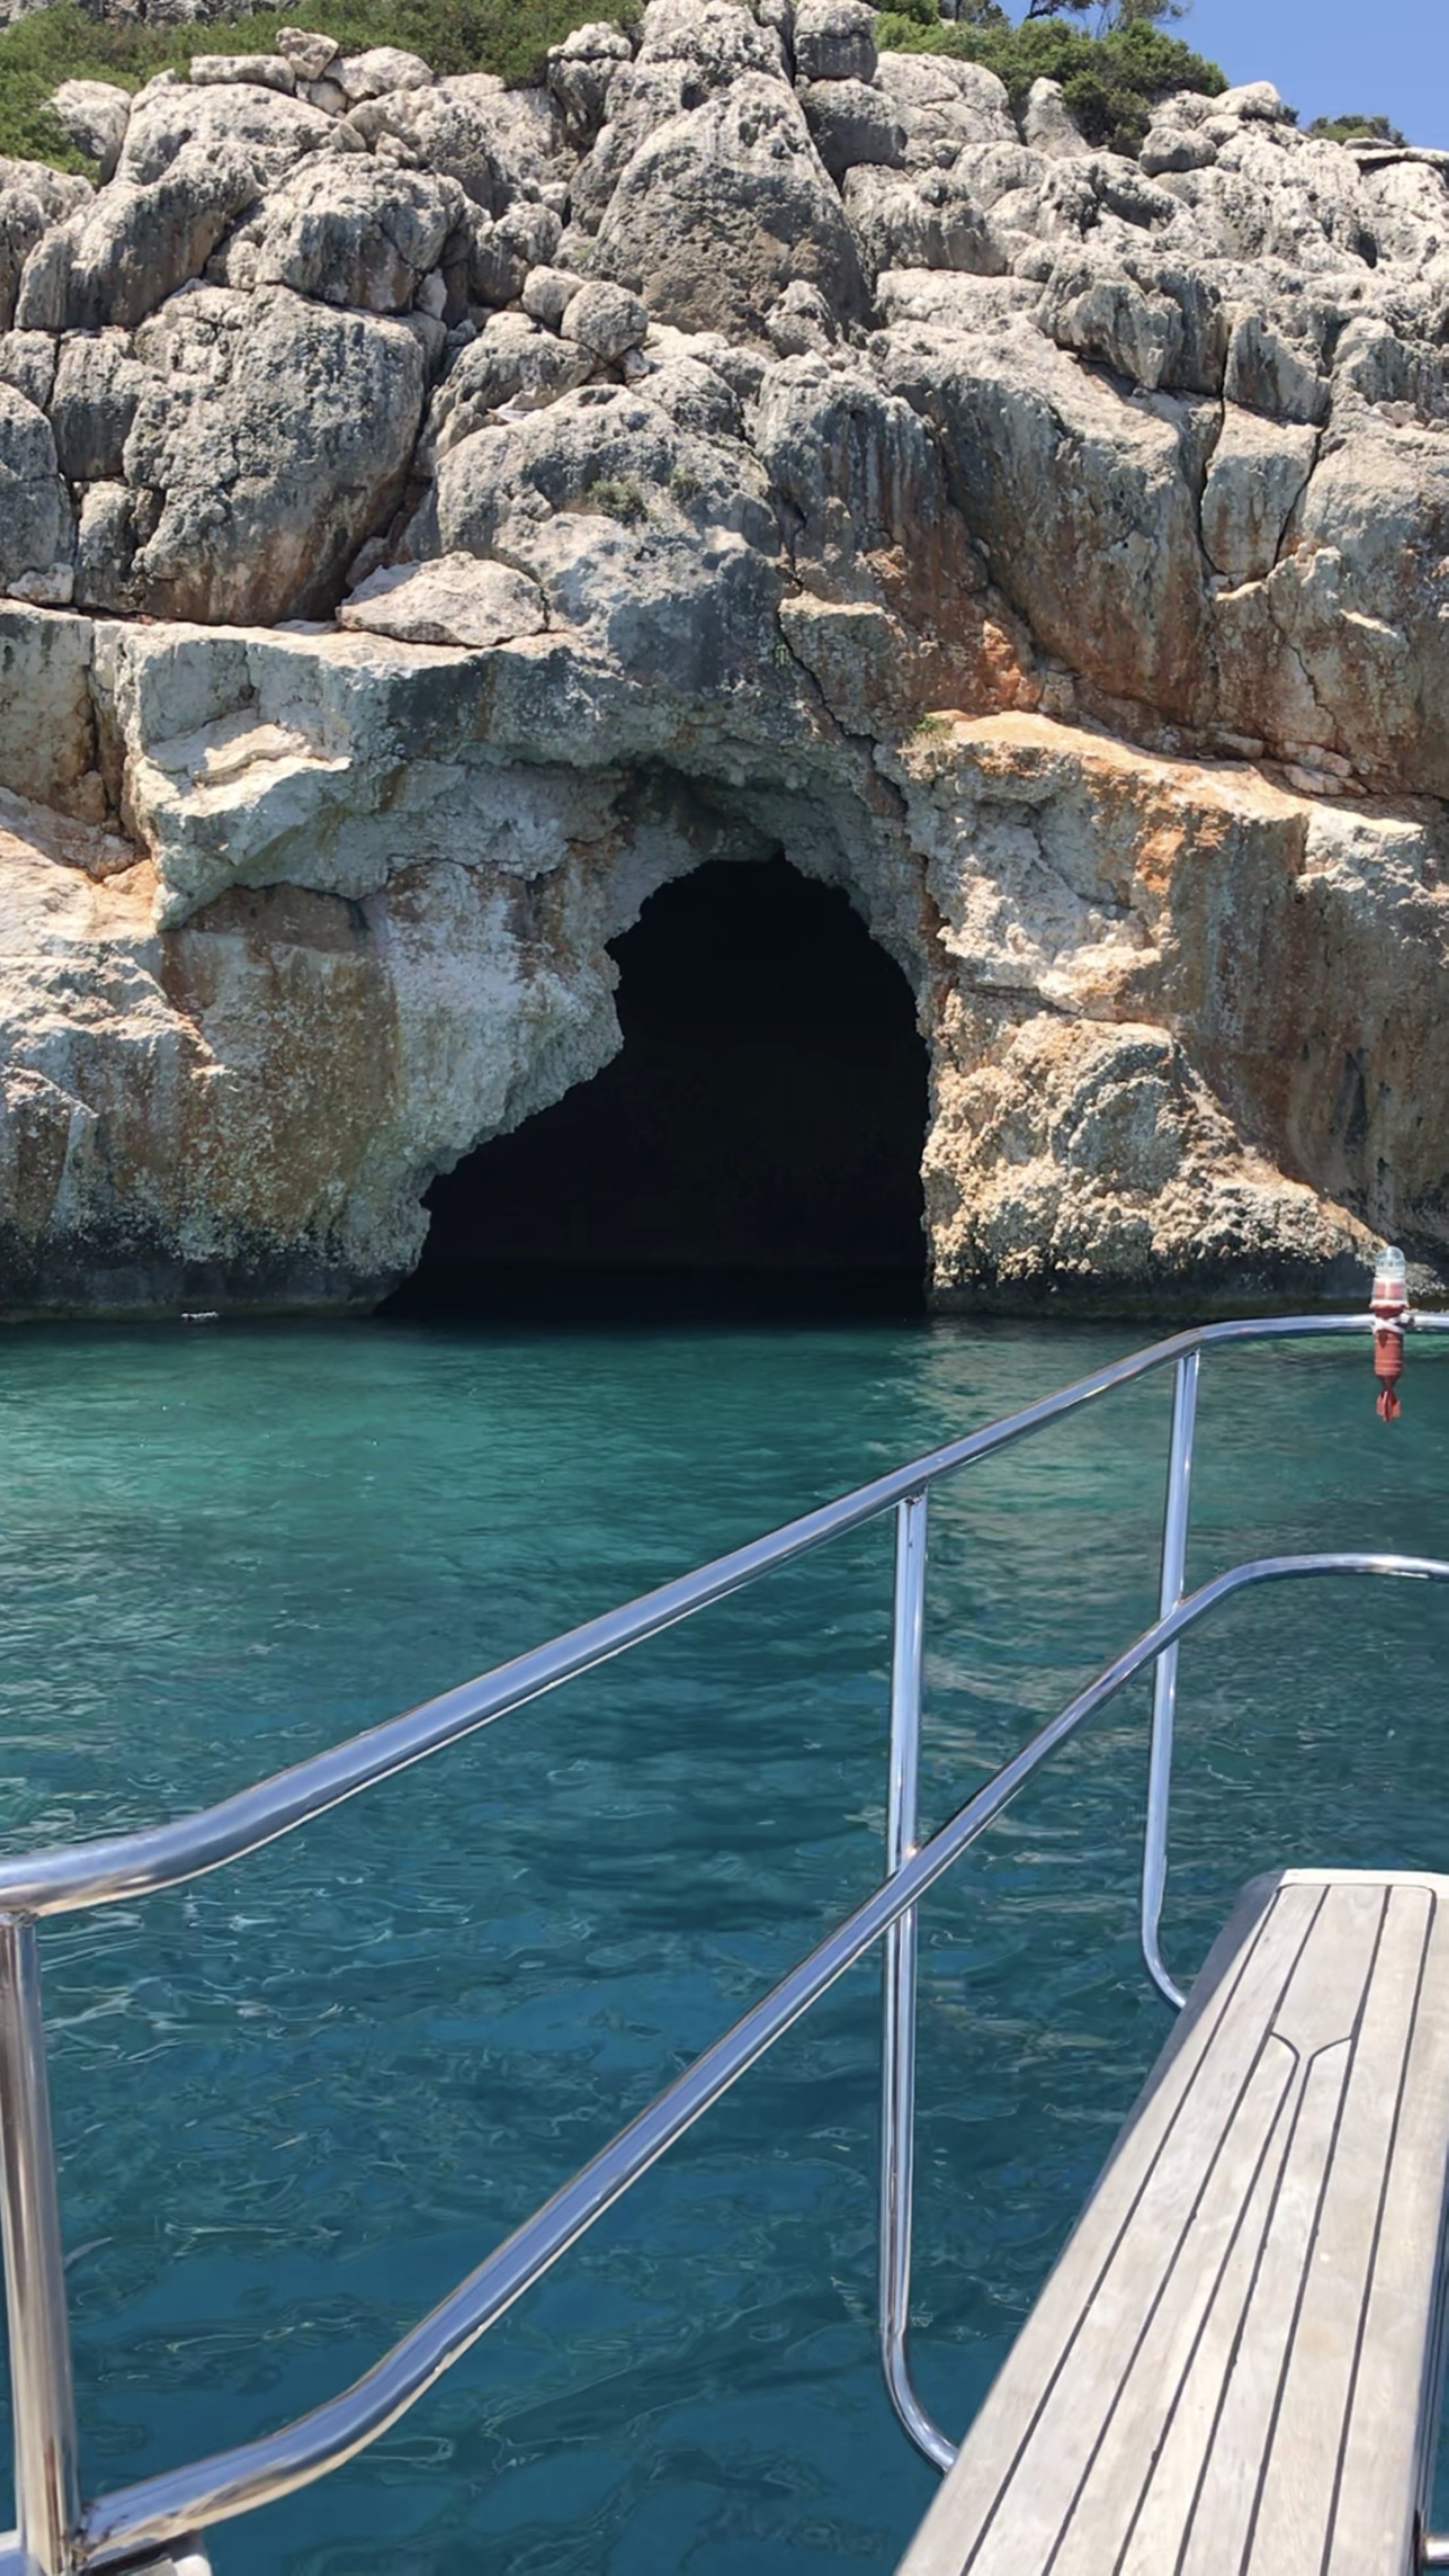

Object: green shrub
[883,0,973,26]
[1309,112,1408,147]
[584,476,648,522]
[874,11,1227,156]
[0,0,636,171]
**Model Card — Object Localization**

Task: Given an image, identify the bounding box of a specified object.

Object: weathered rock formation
[2,5,1448,1315]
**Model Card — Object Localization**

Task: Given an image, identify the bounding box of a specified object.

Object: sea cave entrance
[388,857,929,1320]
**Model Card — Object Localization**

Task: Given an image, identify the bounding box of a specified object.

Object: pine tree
[1024,0,1186,27]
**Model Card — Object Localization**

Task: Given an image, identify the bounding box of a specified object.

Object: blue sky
[1007,3,1449,148]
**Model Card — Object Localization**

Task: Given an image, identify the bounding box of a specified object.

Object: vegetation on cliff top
[0,0,636,167]
[0,0,1304,177]
[875,3,1226,154]
[1309,111,1408,146]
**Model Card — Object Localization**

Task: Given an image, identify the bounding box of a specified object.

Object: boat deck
[897,1870,1449,2576]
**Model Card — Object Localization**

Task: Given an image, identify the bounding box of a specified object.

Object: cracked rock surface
[2,1,1448,1315]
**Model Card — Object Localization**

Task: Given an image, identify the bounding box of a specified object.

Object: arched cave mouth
[387,856,930,1322]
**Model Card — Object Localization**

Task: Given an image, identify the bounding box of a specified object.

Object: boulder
[0,161,91,331]
[1139,119,1216,177]
[339,554,547,646]
[276,28,342,83]
[1224,308,1331,425]
[547,20,634,152]
[843,164,1006,280]
[563,3,790,233]
[439,74,569,197]
[47,329,144,481]
[335,47,434,102]
[466,200,562,305]
[343,86,510,213]
[798,78,906,183]
[0,604,100,815]
[1040,258,1190,393]
[1217,81,1295,125]
[635,0,786,83]
[560,279,649,360]
[566,61,702,233]
[0,384,65,595]
[791,0,877,86]
[117,81,354,188]
[0,155,91,209]
[1038,249,1227,396]
[764,277,837,356]
[348,75,567,211]
[1200,406,1317,584]
[436,381,774,560]
[190,56,297,95]
[1023,78,1091,160]
[522,264,589,327]
[429,379,786,700]
[593,75,865,337]
[1359,161,1449,272]
[0,330,54,412]
[641,352,742,435]
[48,81,131,180]
[254,160,467,313]
[14,143,261,331]
[888,317,1209,721]
[873,53,1015,165]
[427,314,593,455]
[114,287,427,623]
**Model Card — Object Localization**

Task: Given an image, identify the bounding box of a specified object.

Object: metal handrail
[0,1315,1420,1926]
[77,1550,1449,2562]
[0,1309,1442,2574]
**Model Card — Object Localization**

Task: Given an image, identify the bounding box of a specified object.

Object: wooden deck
[896,1870,1449,2576]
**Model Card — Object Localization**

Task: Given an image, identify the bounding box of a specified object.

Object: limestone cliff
[2,3,1448,1315]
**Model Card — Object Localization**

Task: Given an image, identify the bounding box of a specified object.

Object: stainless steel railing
[0,1309,1444,2575]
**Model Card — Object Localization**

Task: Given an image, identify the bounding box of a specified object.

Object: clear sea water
[1,1314,1448,2575]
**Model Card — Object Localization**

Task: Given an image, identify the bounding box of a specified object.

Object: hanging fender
[1371,1246,1410,1423]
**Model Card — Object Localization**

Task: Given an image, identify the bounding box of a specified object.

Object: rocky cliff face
[1,2,1448,1315]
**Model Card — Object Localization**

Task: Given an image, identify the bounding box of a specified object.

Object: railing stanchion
[1141,1351,1200,2009]
[879,1492,956,2473]
[0,1917,79,2575]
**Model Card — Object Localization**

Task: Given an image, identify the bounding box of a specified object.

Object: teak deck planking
[896,1870,1449,2576]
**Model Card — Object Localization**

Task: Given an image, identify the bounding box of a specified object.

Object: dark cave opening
[387,857,930,1320]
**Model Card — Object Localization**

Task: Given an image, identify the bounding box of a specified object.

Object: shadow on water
[385,856,931,1324]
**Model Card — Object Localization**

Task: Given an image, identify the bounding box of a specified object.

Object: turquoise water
[2,1317,1448,2574]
